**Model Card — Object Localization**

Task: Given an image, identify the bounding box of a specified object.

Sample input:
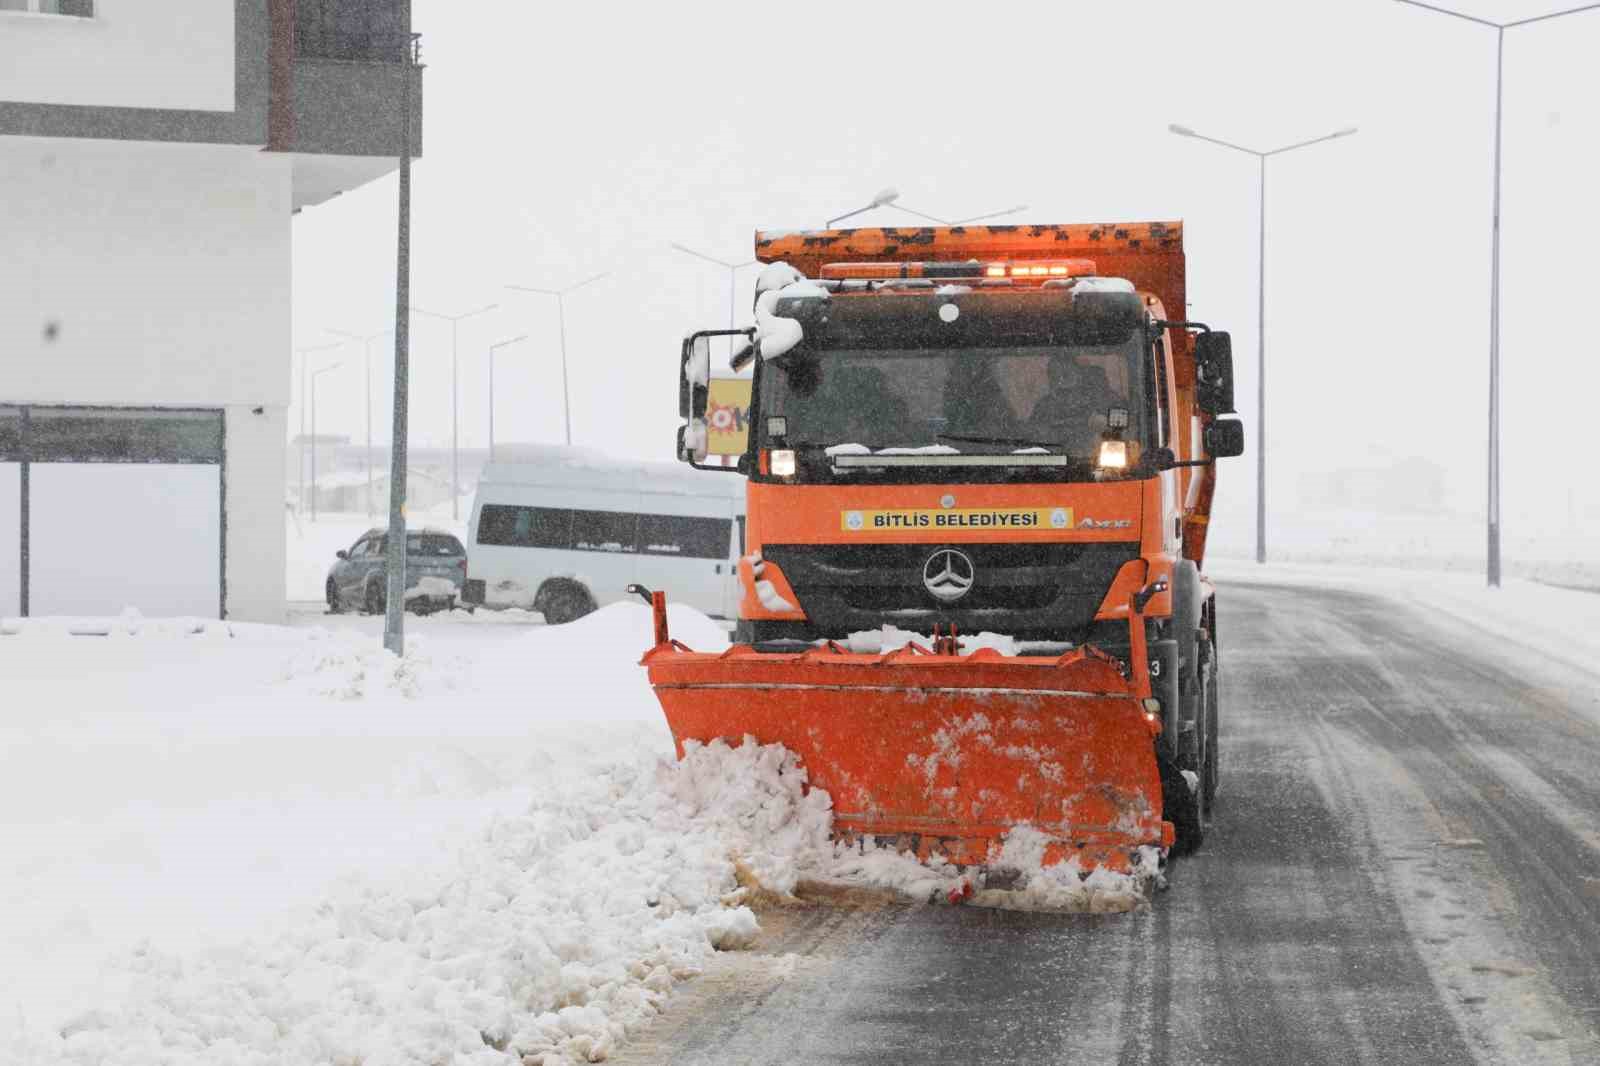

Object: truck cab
[676,223,1243,655]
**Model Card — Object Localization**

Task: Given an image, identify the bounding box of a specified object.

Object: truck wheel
[1160,750,1204,856]
[539,582,594,626]
[326,578,343,614]
[1203,640,1220,808]
[365,581,385,616]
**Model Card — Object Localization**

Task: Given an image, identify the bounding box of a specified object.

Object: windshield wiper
[937,432,1062,450]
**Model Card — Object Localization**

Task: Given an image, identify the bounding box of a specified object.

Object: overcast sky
[290,0,1600,553]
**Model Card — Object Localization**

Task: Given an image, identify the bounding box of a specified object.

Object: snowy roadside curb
[1208,559,1600,692]
[0,611,234,639]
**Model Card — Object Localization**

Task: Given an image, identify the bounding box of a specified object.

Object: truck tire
[538,581,595,626]
[364,581,385,616]
[326,577,343,614]
[1203,638,1220,808]
[1160,749,1204,856]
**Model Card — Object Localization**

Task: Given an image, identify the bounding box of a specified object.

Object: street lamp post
[309,361,344,522]
[295,340,342,516]
[384,14,421,657]
[1168,121,1358,566]
[1394,0,1600,588]
[328,327,392,518]
[486,334,528,459]
[504,273,610,446]
[669,243,760,358]
[409,303,498,520]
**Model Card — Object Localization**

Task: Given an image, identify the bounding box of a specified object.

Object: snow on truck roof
[478,443,743,499]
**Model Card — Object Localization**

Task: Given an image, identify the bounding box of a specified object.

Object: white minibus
[464,444,745,623]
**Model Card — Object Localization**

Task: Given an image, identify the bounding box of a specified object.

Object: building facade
[0,0,420,621]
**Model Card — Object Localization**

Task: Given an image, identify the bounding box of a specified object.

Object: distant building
[0,1,422,621]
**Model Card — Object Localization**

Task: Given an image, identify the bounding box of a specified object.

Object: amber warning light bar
[819,258,1099,282]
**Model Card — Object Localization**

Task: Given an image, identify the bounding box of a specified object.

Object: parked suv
[326,527,469,615]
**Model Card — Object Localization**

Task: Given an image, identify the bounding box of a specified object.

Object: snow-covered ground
[1206,507,1600,592]
[1,604,754,1064]
[0,597,1145,1065]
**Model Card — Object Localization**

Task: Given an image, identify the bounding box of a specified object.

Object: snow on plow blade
[641,626,1173,873]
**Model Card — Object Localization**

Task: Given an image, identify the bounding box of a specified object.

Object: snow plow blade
[638,599,1173,872]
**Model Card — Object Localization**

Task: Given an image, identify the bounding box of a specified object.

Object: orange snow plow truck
[639,221,1245,871]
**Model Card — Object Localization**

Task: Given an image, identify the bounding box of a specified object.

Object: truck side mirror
[679,333,712,420]
[1195,331,1236,415]
[1205,418,1245,458]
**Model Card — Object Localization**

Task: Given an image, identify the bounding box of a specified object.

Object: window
[407,533,463,557]
[638,514,732,560]
[477,504,732,559]
[0,1,94,15]
[296,0,406,61]
[477,505,571,548]
[571,510,639,554]
[0,408,19,461]
[26,408,222,464]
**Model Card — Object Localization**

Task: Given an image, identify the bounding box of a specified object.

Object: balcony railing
[295,0,407,63]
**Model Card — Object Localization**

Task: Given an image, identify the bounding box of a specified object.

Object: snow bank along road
[614,573,1600,1066]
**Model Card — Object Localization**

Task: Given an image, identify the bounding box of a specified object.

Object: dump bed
[755,221,1186,348]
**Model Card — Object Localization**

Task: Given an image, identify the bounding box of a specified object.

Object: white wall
[0,138,291,409]
[0,0,234,112]
[0,465,17,617]
[225,404,286,623]
[0,138,294,624]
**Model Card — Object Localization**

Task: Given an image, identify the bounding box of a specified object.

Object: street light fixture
[408,302,498,519]
[886,202,1031,226]
[486,334,529,459]
[294,340,343,516]
[826,187,901,228]
[1393,0,1600,588]
[504,273,610,446]
[309,361,344,522]
[327,326,392,518]
[1168,121,1358,566]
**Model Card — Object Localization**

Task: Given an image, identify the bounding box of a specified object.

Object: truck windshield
[759,338,1147,460]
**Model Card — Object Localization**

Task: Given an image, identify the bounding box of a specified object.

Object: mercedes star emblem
[922,548,976,604]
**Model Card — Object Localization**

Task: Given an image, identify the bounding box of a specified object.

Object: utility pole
[487,334,529,459]
[1394,0,1600,588]
[505,273,610,446]
[328,327,391,518]
[295,341,341,516]
[384,10,418,657]
[410,302,498,519]
[1168,122,1358,564]
[309,362,343,522]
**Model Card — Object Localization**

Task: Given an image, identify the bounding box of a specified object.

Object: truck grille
[761,542,1141,640]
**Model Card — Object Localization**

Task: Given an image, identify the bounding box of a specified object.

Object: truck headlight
[770,449,797,477]
[1096,439,1129,470]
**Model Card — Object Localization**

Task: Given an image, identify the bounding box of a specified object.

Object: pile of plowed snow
[5,602,1153,1066]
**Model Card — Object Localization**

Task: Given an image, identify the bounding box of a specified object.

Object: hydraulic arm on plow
[644,222,1245,871]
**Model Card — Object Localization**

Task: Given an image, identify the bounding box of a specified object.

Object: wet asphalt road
[615,580,1600,1065]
